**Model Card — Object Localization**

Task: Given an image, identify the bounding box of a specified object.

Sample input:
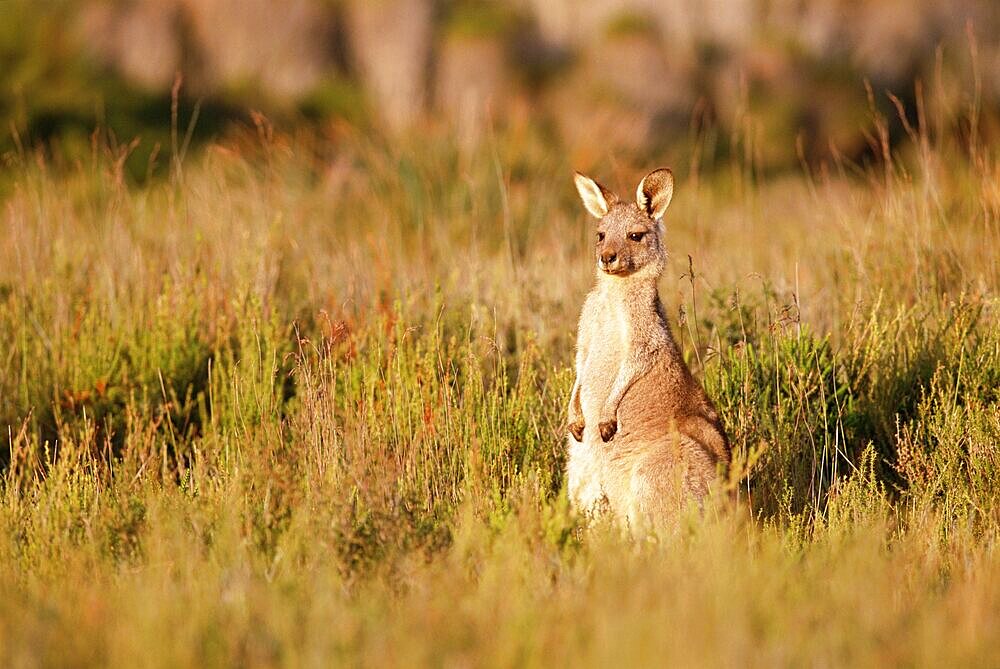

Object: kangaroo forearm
[567,376,586,441]
[570,343,589,417]
[569,378,583,416]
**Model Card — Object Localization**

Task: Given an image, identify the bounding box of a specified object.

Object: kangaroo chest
[579,297,630,421]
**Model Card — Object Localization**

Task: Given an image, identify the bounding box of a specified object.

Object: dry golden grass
[1,113,998,666]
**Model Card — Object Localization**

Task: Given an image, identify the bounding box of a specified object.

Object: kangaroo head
[573,168,674,279]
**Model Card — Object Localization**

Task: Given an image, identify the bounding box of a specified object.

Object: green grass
[1,118,999,666]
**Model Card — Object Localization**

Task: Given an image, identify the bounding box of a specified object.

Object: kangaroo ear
[636,168,674,220]
[574,172,616,219]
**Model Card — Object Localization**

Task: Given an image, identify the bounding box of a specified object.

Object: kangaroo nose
[601,251,617,264]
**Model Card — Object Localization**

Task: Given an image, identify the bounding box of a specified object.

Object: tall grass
[1,106,998,666]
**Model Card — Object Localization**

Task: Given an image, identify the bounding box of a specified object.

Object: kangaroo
[566,168,730,526]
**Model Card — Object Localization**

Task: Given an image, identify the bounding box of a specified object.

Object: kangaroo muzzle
[599,249,623,273]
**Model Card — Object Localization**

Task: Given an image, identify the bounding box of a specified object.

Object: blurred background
[2,0,999,179]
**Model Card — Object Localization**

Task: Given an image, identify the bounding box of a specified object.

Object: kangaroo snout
[599,247,627,274]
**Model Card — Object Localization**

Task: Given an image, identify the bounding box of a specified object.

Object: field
[1,104,999,666]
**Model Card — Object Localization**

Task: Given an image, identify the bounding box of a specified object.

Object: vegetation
[6,0,999,182]
[603,11,660,40]
[1,93,998,665]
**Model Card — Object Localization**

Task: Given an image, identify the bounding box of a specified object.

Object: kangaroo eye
[596,232,605,242]
[628,232,645,242]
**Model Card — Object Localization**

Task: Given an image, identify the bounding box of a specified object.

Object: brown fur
[567,168,730,527]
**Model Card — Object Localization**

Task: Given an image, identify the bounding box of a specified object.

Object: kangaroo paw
[599,419,618,442]
[568,420,585,442]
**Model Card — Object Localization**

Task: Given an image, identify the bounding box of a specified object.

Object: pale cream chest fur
[567,287,630,511]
